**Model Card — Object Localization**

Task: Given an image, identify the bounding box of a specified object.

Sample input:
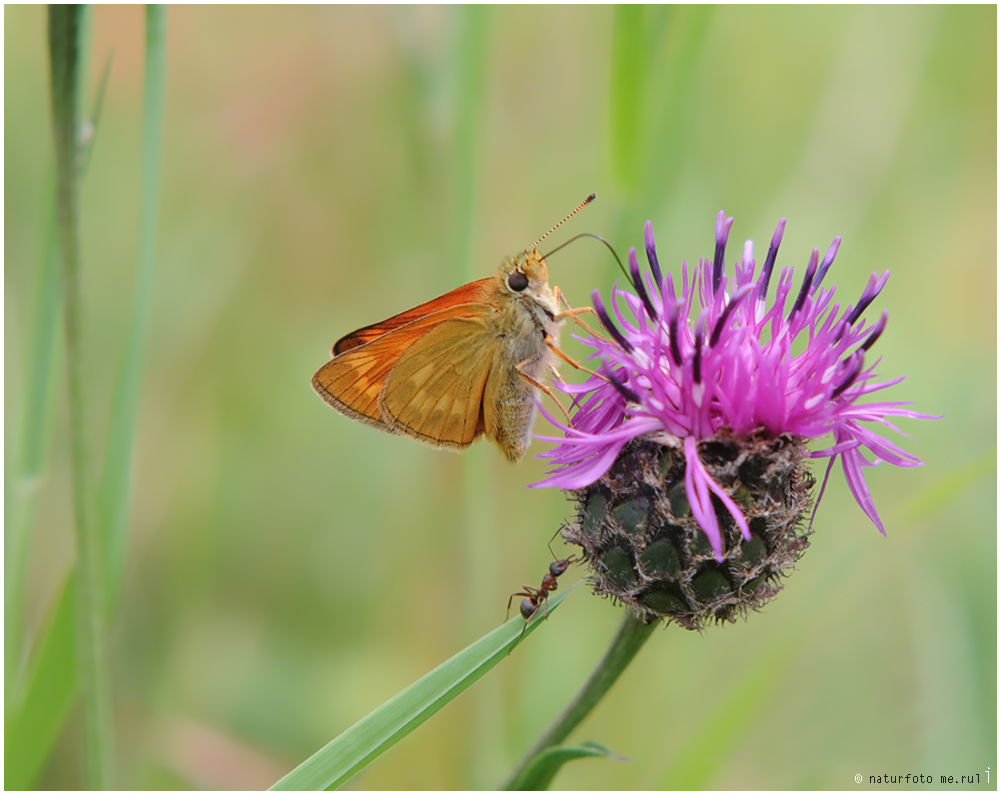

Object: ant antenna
[528,194,596,251]
[543,232,630,280]
[546,526,568,559]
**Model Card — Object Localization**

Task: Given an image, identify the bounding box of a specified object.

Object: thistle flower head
[535,213,934,627]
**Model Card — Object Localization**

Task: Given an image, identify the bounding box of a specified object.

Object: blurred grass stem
[451,6,504,787]
[48,4,114,787]
[4,175,61,701]
[98,4,166,610]
[500,610,658,790]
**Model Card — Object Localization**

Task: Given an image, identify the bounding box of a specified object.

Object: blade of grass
[6,14,111,712]
[658,631,792,789]
[453,3,490,283]
[7,10,162,784]
[269,586,576,791]
[97,4,167,611]
[509,741,625,791]
[79,50,113,173]
[637,5,713,210]
[4,573,78,791]
[48,4,115,787]
[5,172,63,704]
[608,6,714,240]
[5,13,113,788]
[608,5,646,191]
[450,7,504,788]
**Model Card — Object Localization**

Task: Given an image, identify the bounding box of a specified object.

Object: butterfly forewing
[333,279,494,355]
[311,343,402,431]
[379,316,497,447]
[312,300,497,443]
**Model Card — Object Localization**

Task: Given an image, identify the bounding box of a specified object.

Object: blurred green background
[5,5,996,790]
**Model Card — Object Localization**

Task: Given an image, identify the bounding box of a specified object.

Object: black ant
[507,556,577,637]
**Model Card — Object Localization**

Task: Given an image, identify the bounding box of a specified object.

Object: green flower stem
[48,6,114,788]
[500,610,659,790]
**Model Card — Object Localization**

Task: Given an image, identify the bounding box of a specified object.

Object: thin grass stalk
[609,6,713,239]
[6,13,110,710]
[608,6,645,191]
[499,610,659,790]
[5,17,110,789]
[48,5,114,787]
[97,4,167,611]
[5,175,62,703]
[636,6,713,213]
[4,573,79,791]
[450,6,503,787]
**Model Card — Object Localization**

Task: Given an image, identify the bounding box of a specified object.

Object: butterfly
[311,196,595,462]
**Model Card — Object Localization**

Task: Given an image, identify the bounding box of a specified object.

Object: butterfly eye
[507,271,529,292]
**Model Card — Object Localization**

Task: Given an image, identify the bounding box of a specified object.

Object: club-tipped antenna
[543,232,629,280]
[528,193,596,252]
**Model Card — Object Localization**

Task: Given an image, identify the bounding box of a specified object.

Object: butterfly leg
[515,356,573,422]
[552,285,612,342]
[543,334,610,384]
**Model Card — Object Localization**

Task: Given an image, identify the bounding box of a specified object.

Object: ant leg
[517,593,550,640]
[546,526,565,557]
[545,531,580,570]
[518,607,536,640]
[506,587,536,621]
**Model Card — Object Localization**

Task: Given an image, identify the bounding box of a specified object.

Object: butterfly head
[499,248,554,305]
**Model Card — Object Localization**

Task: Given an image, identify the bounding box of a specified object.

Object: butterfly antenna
[543,232,629,280]
[528,193,596,251]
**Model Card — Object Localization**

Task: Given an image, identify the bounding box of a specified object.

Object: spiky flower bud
[535,214,934,629]
[563,434,811,629]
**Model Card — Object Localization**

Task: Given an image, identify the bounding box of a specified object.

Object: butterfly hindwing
[311,341,402,432]
[312,302,496,443]
[378,317,498,448]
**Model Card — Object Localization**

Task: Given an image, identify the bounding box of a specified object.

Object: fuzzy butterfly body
[311,248,566,462]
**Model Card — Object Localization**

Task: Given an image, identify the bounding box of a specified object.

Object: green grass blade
[450,8,504,786]
[898,447,996,529]
[637,5,713,208]
[608,5,646,190]
[509,741,624,791]
[4,8,114,784]
[608,5,714,236]
[659,639,789,789]
[79,50,113,174]
[97,4,167,611]
[5,19,114,701]
[452,3,490,280]
[269,587,576,791]
[5,10,163,783]
[5,176,62,703]
[49,5,115,786]
[4,574,78,791]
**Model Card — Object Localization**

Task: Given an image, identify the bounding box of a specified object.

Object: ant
[507,556,577,638]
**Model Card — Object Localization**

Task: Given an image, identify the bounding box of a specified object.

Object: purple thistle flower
[535,212,934,565]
